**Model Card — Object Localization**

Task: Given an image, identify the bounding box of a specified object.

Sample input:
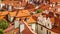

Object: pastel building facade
[37,14,59,34]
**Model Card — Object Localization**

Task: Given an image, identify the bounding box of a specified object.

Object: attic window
[19,19,21,21]
[25,18,30,22]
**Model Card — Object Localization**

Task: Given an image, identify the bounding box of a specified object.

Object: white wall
[37,24,58,34]
[14,20,19,28]
[20,24,24,33]
[8,14,14,22]
[38,24,43,34]
[31,23,36,32]
[29,23,37,33]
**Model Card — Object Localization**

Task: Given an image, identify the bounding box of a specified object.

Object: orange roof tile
[15,18,20,21]
[16,10,30,17]
[50,0,60,2]
[9,11,17,17]
[33,13,40,17]
[55,12,60,14]
[0,11,8,15]
[0,16,6,19]
[27,16,36,24]
[39,4,50,10]
[50,17,55,23]
[52,26,59,33]
[22,21,37,34]
[25,4,36,10]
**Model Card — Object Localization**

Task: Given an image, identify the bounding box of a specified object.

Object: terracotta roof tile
[50,17,55,23]
[0,16,5,19]
[27,16,36,24]
[50,0,60,2]
[25,4,36,10]
[22,21,36,34]
[55,12,60,14]
[39,4,50,10]
[16,10,30,17]
[52,26,59,33]
[0,11,8,15]
[15,18,20,21]
[9,11,17,17]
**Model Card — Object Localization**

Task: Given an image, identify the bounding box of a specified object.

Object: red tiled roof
[16,10,30,17]
[25,4,36,11]
[22,21,37,34]
[39,4,50,10]
[9,11,17,17]
[50,0,60,2]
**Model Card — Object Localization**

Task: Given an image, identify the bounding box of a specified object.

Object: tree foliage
[0,19,9,30]
[0,29,5,34]
[36,9,42,14]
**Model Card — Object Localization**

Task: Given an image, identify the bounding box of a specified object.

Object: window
[25,18,30,22]
[47,30,48,34]
[49,31,51,34]
[19,19,21,21]
[41,27,43,30]
[47,30,51,34]
[48,24,49,26]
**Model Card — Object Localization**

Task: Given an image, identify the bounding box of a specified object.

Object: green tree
[0,19,9,30]
[36,9,42,14]
[0,29,5,34]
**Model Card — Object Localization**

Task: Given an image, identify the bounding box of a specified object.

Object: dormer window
[6,5,13,11]
[45,10,49,14]
[19,19,22,21]
[50,2,55,8]
[0,3,5,10]
[25,18,30,22]
[8,14,14,22]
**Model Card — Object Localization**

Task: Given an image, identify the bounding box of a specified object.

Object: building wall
[37,24,58,34]
[37,24,43,34]
[29,23,38,33]
[8,14,14,22]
